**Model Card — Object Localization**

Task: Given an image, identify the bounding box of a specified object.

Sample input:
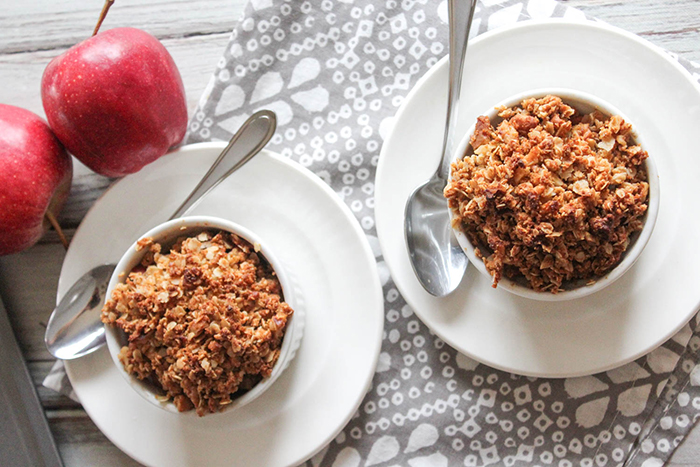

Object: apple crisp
[444,95,649,293]
[101,230,293,416]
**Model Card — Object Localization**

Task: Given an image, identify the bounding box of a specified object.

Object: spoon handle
[170,110,277,219]
[438,0,477,180]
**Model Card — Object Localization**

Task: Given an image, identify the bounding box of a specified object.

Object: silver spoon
[404,0,476,297]
[45,110,277,360]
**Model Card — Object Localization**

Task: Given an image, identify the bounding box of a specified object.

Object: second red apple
[41,27,188,177]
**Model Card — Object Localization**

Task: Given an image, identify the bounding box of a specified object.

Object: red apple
[41,27,187,177]
[0,104,73,256]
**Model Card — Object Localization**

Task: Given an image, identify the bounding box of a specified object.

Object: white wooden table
[0,1,698,465]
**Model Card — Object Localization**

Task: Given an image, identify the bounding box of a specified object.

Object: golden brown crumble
[444,95,649,293]
[101,230,293,416]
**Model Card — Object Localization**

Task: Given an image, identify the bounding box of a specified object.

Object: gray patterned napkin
[46,0,700,465]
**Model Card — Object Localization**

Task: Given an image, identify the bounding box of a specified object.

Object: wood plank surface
[0,0,241,53]
[562,0,700,62]
[0,0,698,466]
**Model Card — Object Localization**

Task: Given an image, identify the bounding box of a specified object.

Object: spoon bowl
[405,177,467,296]
[44,264,115,360]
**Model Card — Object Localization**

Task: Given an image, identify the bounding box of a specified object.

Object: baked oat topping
[444,95,649,293]
[101,229,293,416]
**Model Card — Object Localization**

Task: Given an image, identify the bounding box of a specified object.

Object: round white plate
[375,19,700,378]
[61,143,384,466]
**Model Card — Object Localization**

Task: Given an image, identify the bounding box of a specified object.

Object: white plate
[375,19,700,378]
[61,143,384,466]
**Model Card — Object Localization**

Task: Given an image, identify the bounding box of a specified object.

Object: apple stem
[92,0,115,36]
[45,211,69,250]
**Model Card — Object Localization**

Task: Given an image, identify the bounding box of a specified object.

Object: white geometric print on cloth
[184,1,700,466]
[42,0,700,465]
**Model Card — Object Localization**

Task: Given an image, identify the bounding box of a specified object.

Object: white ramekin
[104,215,304,414]
[449,88,660,301]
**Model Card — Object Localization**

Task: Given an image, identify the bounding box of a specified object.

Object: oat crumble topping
[101,230,293,416]
[444,95,650,293]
